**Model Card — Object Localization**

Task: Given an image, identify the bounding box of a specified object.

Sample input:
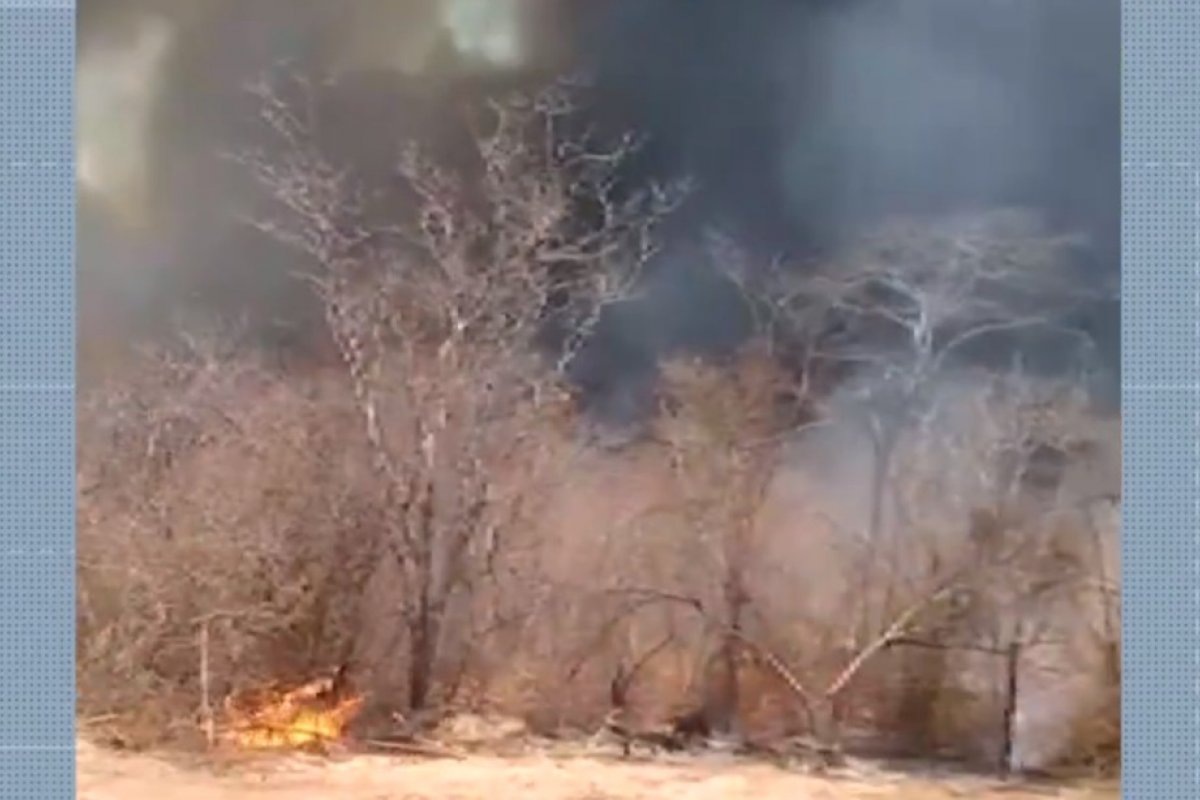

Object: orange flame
[224,675,364,750]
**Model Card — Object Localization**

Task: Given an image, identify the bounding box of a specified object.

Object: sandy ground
[77,738,1118,800]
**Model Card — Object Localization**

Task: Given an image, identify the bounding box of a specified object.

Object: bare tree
[834,365,1119,767]
[613,217,1118,763]
[649,346,798,734]
[723,210,1106,643]
[238,74,687,713]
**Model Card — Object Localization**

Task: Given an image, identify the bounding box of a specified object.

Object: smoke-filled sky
[78,0,1118,410]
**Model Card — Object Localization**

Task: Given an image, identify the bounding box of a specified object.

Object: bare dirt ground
[77,738,1118,800]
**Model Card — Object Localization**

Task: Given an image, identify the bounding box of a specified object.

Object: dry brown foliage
[78,77,1118,774]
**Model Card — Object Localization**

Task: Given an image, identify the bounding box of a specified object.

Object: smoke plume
[78,0,1118,405]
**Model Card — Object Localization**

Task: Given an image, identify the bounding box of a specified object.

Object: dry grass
[77,736,1118,800]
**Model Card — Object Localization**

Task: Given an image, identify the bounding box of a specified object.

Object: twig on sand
[360,738,468,760]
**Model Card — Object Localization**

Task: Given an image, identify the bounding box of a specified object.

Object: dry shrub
[841,381,1119,768]
[79,72,1119,770]
[78,348,375,743]
[78,333,1119,765]
[1057,660,1120,776]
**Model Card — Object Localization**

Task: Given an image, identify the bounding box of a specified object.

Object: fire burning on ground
[222,673,364,751]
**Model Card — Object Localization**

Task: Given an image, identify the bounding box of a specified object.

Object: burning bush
[222,673,364,751]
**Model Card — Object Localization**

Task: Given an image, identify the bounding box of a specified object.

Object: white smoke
[328,0,533,78]
[76,14,176,229]
[439,0,528,70]
[77,0,535,228]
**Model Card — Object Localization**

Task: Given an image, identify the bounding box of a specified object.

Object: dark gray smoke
[79,0,1118,412]
[574,0,1118,417]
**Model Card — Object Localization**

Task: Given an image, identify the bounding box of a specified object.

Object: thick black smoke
[574,0,1119,416]
[79,0,1118,414]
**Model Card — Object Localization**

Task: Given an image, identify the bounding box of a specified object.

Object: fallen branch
[361,738,468,760]
[887,636,1011,656]
[591,580,961,752]
[823,588,951,699]
[79,713,121,727]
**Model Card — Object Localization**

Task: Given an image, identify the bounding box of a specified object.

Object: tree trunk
[712,575,747,735]
[894,646,947,755]
[859,433,896,644]
[999,641,1020,775]
[404,474,440,713]
[867,441,890,547]
[407,597,438,712]
[809,696,847,767]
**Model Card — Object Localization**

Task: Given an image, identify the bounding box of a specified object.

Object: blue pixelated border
[0,0,1194,797]
[1122,1,1200,799]
[0,1,75,798]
